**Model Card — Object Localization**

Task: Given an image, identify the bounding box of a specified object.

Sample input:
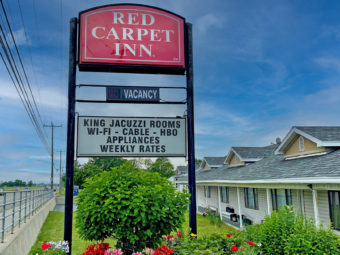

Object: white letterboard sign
[77,116,186,157]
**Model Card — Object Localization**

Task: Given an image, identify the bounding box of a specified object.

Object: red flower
[153,245,174,255]
[167,235,173,240]
[248,240,254,246]
[175,238,177,240]
[163,237,167,240]
[41,243,50,250]
[231,245,238,252]
[226,233,231,238]
[241,247,244,250]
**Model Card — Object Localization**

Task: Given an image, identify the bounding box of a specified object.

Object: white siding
[304,190,315,218]
[318,190,331,226]
[240,188,269,224]
[221,187,239,214]
[195,186,331,228]
[197,185,206,208]
[221,187,269,224]
[292,189,298,208]
[302,189,331,226]
[206,186,219,208]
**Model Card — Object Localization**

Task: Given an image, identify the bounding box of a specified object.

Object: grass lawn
[3,186,44,191]
[29,211,238,254]
[28,212,93,255]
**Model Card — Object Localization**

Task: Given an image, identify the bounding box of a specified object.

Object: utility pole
[57,150,65,192]
[44,122,62,189]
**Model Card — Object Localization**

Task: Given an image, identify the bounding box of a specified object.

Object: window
[271,189,292,211]
[329,191,340,230]
[244,188,259,210]
[204,186,211,198]
[220,187,229,203]
[235,155,238,163]
[299,136,305,151]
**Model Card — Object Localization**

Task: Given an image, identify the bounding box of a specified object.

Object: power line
[0,1,51,153]
[60,0,62,124]
[16,0,50,140]
[31,0,52,125]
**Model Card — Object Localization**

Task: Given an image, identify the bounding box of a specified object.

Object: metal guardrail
[0,189,54,243]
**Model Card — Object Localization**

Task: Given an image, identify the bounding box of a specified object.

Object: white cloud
[314,57,340,71]
[197,13,224,33]
[6,28,31,48]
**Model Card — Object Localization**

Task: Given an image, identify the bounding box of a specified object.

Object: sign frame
[78,3,187,75]
[75,115,187,158]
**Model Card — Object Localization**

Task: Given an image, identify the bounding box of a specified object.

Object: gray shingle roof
[204,157,226,166]
[178,145,340,182]
[176,165,199,173]
[295,126,340,141]
[177,166,188,173]
[233,146,276,159]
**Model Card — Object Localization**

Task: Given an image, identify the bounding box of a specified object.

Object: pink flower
[107,249,123,255]
[132,253,143,255]
[241,247,244,250]
[145,248,151,255]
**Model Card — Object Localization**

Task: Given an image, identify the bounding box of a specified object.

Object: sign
[79,4,185,68]
[76,116,186,157]
[106,86,159,102]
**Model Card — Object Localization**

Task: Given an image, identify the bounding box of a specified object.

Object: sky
[1,0,340,182]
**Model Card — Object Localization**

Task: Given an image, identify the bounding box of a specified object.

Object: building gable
[284,135,325,158]
[229,153,245,167]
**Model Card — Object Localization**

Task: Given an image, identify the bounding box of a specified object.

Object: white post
[218,186,222,220]
[266,188,271,215]
[312,189,320,226]
[205,186,208,207]
[196,187,198,213]
[300,190,305,213]
[237,187,243,228]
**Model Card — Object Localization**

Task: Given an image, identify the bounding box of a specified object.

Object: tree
[195,158,202,166]
[90,157,127,171]
[74,162,103,189]
[76,162,190,254]
[145,158,175,179]
[27,180,33,187]
[61,158,127,189]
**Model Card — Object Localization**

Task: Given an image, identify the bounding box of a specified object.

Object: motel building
[176,126,340,231]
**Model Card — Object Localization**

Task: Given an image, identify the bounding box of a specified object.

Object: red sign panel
[79,5,185,68]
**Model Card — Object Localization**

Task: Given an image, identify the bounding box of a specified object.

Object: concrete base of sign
[0,197,56,255]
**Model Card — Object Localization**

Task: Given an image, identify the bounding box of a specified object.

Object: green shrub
[243,205,340,255]
[168,231,234,255]
[75,162,190,253]
[205,207,224,228]
[285,212,340,254]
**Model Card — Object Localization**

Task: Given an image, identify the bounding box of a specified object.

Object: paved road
[0,192,46,213]
[54,203,78,212]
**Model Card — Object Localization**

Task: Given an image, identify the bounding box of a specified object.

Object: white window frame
[299,136,305,151]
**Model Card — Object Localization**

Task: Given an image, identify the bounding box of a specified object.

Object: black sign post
[64,17,77,253]
[64,5,196,254]
[185,22,197,235]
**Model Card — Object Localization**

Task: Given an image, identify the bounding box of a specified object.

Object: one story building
[177,126,340,230]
